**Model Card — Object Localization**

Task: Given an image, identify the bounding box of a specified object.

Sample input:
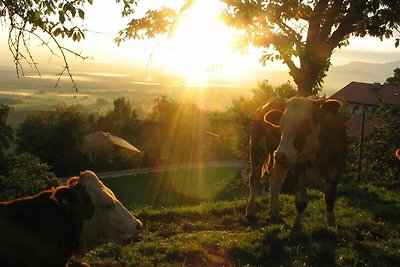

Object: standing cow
[0,170,143,267]
[246,98,286,219]
[247,97,347,227]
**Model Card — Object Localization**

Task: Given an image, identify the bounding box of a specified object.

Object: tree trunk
[292,49,331,97]
[291,68,319,97]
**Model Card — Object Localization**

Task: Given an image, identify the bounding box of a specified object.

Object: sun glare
[161,0,238,87]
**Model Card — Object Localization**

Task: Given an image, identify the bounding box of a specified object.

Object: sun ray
[159,0,238,88]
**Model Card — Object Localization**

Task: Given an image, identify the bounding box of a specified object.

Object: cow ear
[396,148,400,161]
[320,99,341,114]
[314,99,341,122]
[264,109,283,128]
[52,187,80,209]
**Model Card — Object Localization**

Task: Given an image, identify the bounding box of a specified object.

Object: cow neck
[55,205,81,258]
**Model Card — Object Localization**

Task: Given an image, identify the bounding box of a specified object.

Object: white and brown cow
[0,170,143,267]
[247,97,347,227]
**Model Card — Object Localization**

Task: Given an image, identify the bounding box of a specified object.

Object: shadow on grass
[338,182,400,222]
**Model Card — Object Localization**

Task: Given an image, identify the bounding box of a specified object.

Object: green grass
[102,166,246,210]
[71,168,400,266]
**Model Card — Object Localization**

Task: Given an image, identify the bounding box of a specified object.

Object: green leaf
[59,12,65,24]
[78,9,85,20]
[53,28,62,37]
[70,6,76,17]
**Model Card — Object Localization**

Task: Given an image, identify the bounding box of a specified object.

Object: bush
[352,104,400,182]
[0,153,59,201]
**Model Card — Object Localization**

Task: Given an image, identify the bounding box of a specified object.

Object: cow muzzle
[131,219,143,242]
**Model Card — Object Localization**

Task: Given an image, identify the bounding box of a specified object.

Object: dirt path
[97,160,248,179]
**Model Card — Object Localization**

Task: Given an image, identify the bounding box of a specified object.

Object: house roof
[330,81,400,106]
[85,131,141,153]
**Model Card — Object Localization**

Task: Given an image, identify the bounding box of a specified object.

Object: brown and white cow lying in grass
[246,97,347,227]
[0,170,143,267]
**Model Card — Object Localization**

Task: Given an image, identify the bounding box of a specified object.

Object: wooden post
[357,105,366,181]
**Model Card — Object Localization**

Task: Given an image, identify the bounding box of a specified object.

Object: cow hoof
[246,202,257,219]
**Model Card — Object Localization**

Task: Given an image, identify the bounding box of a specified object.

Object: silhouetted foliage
[16,104,92,176]
[0,105,13,150]
[117,1,400,96]
[0,153,58,201]
[360,104,400,181]
[89,146,141,172]
[0,105,14,177]
[1,0,96,89]
[96,97,141,142]
[385,68,400,86]
[146,96,207,164]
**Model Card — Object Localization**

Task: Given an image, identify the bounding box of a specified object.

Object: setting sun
[159,0,239,87]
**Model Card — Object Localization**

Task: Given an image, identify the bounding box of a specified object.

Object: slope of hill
[324,60,400,96]
[73,168,400,266]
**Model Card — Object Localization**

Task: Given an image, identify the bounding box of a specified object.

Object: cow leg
[268,163,288,219]
[246,161,262,219]
[293,171,308,228]
[324,180,338,226]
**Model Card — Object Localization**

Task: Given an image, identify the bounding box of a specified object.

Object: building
[330,81,400,137]
[84,131,141,153]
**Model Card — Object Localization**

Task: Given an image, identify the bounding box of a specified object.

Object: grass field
[102,166,246,210]
[72,166,400,266]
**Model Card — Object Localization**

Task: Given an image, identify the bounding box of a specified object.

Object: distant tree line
[0,79,399,201]
[0,81,295,180]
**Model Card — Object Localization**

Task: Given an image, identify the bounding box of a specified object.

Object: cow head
[264,97,341,168]
[53,170,143,254]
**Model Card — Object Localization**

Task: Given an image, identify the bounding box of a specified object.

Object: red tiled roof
[330,81,400,106]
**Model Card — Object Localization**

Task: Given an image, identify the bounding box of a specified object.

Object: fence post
[357,105,366,181]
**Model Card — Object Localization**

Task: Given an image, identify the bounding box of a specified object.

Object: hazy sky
[1,0,399,87]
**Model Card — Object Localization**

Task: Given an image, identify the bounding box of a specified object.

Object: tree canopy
[117,0,400,96]
[16,104,92,175]
[1,0,94,89]
[3,1,400,95]
[0,105,13,150]
[385,68,400,86]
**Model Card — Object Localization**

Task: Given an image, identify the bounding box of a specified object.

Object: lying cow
[247,97,347,227]
[0,170,142,267]
[246,97,286,219]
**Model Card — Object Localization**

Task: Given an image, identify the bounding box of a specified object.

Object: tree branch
[319,0,343,40]
[306,0,329,44]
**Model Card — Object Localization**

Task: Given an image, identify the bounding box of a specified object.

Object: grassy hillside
[72,167,400,266]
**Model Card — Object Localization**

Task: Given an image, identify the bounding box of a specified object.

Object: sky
[1,0,400,89]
